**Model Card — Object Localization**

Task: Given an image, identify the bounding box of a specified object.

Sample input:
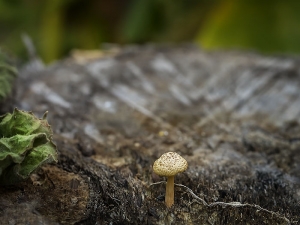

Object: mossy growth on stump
[0,108,58,185]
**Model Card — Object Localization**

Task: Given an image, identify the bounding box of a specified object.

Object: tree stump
[0,45,299,224]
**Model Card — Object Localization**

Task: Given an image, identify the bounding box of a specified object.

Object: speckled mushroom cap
[153,152,188,176]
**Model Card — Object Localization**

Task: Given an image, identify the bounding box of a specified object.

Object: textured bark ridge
[0,45,299,224]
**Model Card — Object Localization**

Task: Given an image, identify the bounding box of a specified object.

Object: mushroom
[153,152,188,207]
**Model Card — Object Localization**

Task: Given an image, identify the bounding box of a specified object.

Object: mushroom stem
[165,175,174,207]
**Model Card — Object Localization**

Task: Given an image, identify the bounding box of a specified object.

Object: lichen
[0,108,57,185]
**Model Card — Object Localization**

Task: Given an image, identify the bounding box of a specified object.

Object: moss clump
[0,108,58,185]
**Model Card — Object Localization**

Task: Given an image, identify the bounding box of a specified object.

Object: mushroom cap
[153,152,188,176]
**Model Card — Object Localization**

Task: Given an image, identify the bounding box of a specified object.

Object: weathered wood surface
[1,45,300,224]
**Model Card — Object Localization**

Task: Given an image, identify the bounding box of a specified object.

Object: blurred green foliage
[0,0,300,63]
[0,50,17,101]
[197,0,300,53]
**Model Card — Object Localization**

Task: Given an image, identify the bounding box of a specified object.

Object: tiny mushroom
[153,152,188,207]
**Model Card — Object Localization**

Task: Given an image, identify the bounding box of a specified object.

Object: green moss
[0,109,58,185]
